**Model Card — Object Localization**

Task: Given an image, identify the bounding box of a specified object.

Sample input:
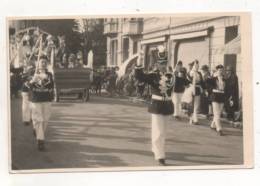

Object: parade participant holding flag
[27,55,54,151]
[135,46,174,166]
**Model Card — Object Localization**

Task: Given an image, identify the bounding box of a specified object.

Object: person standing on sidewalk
[135,46,174,166]
[26,55,54,151]
[209,65,227,136]
[224,66,239,124]
[172,61,189,119]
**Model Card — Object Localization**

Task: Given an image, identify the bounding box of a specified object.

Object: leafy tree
[73,19,106,67]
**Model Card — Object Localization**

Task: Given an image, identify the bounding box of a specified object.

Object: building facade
[104,16,241,94]
[141,16,240,71]
[104,16,241,71]
[104,18,143,67]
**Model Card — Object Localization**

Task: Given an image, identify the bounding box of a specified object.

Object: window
[224,54,237,71]
[111,40,118,66]
[133,41,138,54]
[225,25,238,44]
[123,38,129,62]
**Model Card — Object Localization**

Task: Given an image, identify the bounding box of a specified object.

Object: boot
[37,140,45,151]
[158,159,166,166]
[23,121,30,126]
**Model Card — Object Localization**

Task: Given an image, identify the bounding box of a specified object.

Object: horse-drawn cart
[53,68,92,102]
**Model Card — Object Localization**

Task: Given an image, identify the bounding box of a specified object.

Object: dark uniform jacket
[135,66,174,115]
[208,76,227,103]
[27,71,54,102]
[173,71,189,93]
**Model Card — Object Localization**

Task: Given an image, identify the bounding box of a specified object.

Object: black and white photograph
[7,13,253,172]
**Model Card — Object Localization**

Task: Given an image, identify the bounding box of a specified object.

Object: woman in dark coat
[224,66,239,123]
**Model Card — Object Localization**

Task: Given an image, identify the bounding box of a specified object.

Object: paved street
[11,95,243,170]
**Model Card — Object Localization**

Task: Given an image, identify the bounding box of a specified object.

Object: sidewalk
[128,96,243,129]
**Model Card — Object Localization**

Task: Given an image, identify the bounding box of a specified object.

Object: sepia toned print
[7,13,253,172]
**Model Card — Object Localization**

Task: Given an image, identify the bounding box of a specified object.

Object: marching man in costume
[209,65,227,136]
[135,46,174,166]
[26,55,54,151]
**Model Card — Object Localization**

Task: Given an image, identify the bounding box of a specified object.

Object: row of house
[103,16,241,82]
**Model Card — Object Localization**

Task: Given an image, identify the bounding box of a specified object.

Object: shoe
[158,159,166,166]
[217,130,224,136]
[189,119,199,125]
[174,116,180,120]
[23,121,30,126]
[37,140,45,151]
[210,126,216,131]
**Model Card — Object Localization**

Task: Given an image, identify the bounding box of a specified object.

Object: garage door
[177,37,209,69]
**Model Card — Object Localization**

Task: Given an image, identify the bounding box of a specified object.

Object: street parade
[9,18,243,168]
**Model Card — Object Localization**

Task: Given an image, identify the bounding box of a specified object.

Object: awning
[140,37,165,45]
[170,30,208,40]
[224,35,241,54]
[212,35,241,55]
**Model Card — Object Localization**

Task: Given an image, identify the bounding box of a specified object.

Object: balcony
[122,20,143,36]
[104,22,118,36]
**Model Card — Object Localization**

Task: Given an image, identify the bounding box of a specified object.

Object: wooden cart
[53,68,92,102]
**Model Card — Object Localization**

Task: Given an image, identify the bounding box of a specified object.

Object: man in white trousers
[209,65,227,136]
[27,55,54,151]
[21,60,35,126]
[135,46,174,166]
